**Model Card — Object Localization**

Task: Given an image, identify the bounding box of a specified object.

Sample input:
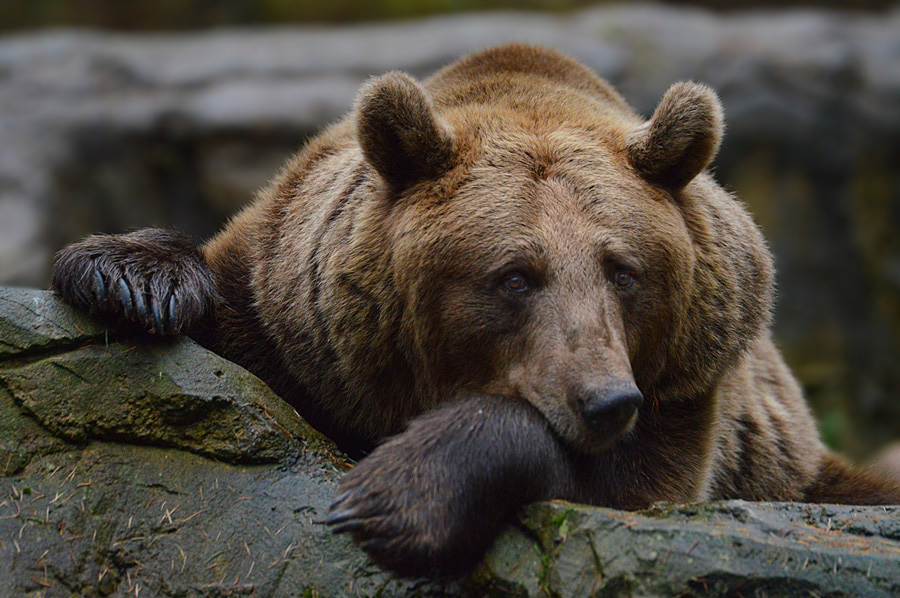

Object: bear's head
[353,59,774,453]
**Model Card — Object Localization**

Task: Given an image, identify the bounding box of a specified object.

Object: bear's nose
[578,386,644,433]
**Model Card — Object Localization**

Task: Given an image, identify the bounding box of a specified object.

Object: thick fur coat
[53,45,900,577]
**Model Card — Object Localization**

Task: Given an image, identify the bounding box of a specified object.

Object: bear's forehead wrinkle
[533,183,686,275]
[444,162,679,271]
[526,181,609,258]
[469,130,635,204]
[429,133,686,274]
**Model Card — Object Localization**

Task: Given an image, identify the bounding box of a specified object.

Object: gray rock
[0,287,106,358]
[0,288,453,596]
[2,287,899,596]
[477,501,900,597]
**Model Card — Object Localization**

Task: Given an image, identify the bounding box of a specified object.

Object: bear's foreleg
[326,397,575,578]
[51,228,218,335]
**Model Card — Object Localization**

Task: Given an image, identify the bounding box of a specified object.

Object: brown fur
[51,44,900,578]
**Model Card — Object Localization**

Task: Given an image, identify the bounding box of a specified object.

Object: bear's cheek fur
[415,271,530,396]
[387,133,698,449]
[623,241,696,397]
[404,243,691,453]
[391,212,693,452]
[423,281,599,447]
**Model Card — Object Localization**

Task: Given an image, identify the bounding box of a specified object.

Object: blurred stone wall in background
[0,0,895,31]
[0,5,897,456]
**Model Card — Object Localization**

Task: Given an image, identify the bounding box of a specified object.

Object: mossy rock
[1,288,898,596]
[0,288,452,596]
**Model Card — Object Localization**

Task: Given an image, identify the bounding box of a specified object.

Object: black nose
[578,386,644,432]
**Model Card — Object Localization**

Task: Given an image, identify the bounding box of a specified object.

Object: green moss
[536,543,554,596]
[549,508,572,539]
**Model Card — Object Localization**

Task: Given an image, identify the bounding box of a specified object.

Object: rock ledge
[1,288,897,596]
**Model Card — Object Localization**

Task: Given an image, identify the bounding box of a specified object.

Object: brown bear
[51,44,900,578]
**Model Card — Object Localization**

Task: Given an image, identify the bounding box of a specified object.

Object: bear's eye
[502,272,530,293]
[613,271,635,290]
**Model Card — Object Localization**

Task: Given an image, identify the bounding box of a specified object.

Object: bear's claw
[167,294,178,332]
[115,275,175,334]
[328,519,372,536]
[329,490,352,510]
[324,459,458,578]
[93,270,108,303]
[51,229,218,337]
[322,509,358,526]
[117,278,135,320]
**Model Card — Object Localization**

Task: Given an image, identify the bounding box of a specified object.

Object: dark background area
[0,0,897,31]
[0,1,897,460]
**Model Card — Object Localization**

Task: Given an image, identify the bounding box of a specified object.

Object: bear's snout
[577,385,643,437]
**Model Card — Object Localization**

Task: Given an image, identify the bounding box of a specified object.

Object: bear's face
[355,72,761,454]
[391,128,696,452]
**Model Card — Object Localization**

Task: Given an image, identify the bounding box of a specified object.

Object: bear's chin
[559,411,640,455]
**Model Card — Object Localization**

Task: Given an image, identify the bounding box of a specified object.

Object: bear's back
[426,44,637,121]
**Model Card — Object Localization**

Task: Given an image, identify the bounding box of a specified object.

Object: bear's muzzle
[577,384,644,438]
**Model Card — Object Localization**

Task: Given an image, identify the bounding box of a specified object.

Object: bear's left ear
[356,71,455,192]
[625,82,724,192]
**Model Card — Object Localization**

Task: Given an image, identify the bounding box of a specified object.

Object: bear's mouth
[577,408,640,453]
[522,391,642,455]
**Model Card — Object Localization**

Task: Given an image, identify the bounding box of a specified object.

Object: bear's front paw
[326,463,463,578]
[325,397,563,578]
[51,229,218,335]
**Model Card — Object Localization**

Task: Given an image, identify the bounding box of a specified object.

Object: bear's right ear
[356,72,455,192]
[625,82,724,193]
